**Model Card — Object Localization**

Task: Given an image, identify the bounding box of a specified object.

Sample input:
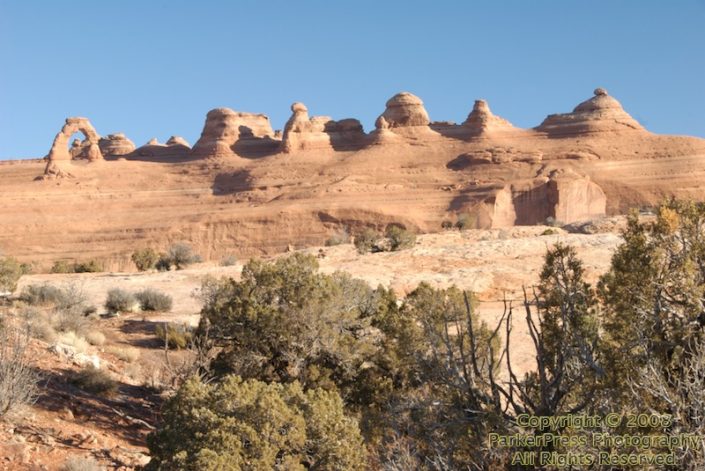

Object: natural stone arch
[47,117,103,161]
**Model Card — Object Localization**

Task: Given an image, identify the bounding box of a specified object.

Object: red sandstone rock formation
[191,108,278,157]
[99,133,136,157]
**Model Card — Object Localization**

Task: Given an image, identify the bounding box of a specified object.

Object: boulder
[378,92,430,128]
[166,136,191,148]
[99,133,136,157]
[537,88,645,136]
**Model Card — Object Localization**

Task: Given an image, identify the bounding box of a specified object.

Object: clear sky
[0,0,703,159]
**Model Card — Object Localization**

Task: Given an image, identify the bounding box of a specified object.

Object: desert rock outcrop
[166,136,191,148]
[537,88,645,135]
[98,133,136,157]
[46,117,103,162]
[379,92,430,128]
[281,102,365,153]
[192,108,278,157]
[462,100,516,135]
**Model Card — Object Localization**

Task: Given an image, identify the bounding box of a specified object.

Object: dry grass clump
[57,331,89,354]
[106,345,140,363]
[84,330,106,347]
[155,323,193,349]
[71,366,117,395]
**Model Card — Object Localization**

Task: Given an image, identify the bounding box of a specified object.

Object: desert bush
[84,330,106,347]
[354,228,380,254]
[146,376,366,471]
[131,248,160,272]
[20,283,66,305]
[325,228,350,246]
[201,253,379,391]
[106,345,141,363]
[135,289,173,312]
[155,323,193,349]
[164,242,201,270]
[0,256,23,294]
[27,314,57,342]
[541,228,558,236]
[59,456,104,471]
[155,256,171,272]
[72,260,103,273]
[0,326,39,417]
[455,213,476,230]
[385,225,416,251]
[49,260,103,274]
[441,219,454,230]
[50,260,74,274]
[71,366,117,395]
[104,288,136,314]
[219,254,237,266]
[20,283,88,311]
[54,307,90,335]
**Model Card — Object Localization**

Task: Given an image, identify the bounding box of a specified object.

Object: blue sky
[0,0,703,159]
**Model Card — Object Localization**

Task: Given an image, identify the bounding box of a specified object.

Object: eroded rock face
[47,117,103,162]
[537,88,644,136]
[281,102,365,153]
[99,133,136,157]
[378,92,430,129]
[462,100,515,134]
[459,169,607,228]
[192,108,278,157]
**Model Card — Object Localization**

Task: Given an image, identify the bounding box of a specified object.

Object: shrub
[84,331,106,347]
[455,213,476,231]
[354,228,380,254]
[385,225,416,251]
[104,288,136,314]
[146,376,367,471]
[541,228,558,236]
[0,256,23,293]
[165,242,200,270]
[0,326,40,417]
[131,248,159,272]
[20,283,67,306]
[59,456,104,471]
[219,254,237,267]
[106,345,140,363]
[135,289,173,312]
[72,260,103,273]
[50,260,74,274]
[71,366,117,395]
[155,256,171,272]
[155,323,192,349]
[325,228,350,246]
[441,220,454,230]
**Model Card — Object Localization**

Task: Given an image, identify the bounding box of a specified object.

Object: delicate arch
[47,117,103,161]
